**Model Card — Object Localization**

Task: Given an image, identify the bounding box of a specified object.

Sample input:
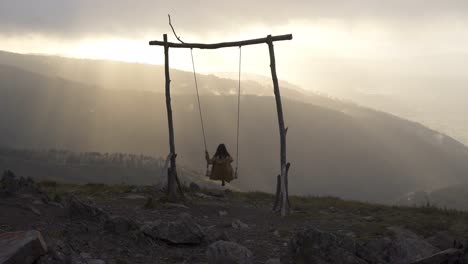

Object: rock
[205,229,231,243]
[218,210,228,216]
[232,219,249,229]
[425,231,466,250]
[67,196,109,221]
[189,182,201,192]
[80,252,92,259]
[141,213,205,244]
[194,192,212,199]
[104,216,138,234]
[207,191,226,198]
[206,241,253,264]
[0,230,48,264]
[365,227,440,264]
[33,199,44,205]
[272,230,280,237]
[362,216,377,222]
[289,228,380,264]
[265,258,281,264]
[410,248,467,264]
[29,205,41,216]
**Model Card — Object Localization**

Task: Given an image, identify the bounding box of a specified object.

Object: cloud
[1,0,468,39]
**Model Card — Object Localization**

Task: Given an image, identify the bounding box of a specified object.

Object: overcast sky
[1,1,468,88]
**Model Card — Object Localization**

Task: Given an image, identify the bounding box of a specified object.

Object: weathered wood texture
[150,34,292,49]
[273,163,291,212]
[267,35,290,216]
[163,34,178,202]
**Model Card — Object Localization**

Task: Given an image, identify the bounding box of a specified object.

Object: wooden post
[164,34,178,202]
[267,35,290,216]
[273,162,291,211]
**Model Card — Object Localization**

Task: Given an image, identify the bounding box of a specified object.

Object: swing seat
[207,159,235,183]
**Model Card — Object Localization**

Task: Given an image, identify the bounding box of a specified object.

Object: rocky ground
[2,170,468,264]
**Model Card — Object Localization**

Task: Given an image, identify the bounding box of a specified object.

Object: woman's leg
[222,180,225,186]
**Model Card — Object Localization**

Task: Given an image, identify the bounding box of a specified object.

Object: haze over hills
[295,55,468,145]
[2,51,468,203]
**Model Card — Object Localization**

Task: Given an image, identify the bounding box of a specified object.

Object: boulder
[410,248,468,264]
[425,231,466,250]
[289,228,382,264]
[67,196,109,221]
[0,230,48,264]
[365,227,439,264]
[206,241,253,264]
[1,170,20,195]
[141,213,205,245]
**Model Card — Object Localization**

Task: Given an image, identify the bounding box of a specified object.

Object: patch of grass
[234,191,468,239]
[229,191,274,203]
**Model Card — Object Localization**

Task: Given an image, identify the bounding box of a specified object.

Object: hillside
[3,178,468,264]
[2,56,468,203]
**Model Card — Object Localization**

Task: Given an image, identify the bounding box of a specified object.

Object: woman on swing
[205,144,234,186]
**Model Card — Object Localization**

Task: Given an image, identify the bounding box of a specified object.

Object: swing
[190,47,242,181]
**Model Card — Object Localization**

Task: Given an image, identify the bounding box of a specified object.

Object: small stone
[194,193,211,199]
[32,200,44,205]
[362,216,377,222]
[80,252,92,259]
[273,230,280,237]
[232,219,249,229]
[29,205,41,216]
[141,213,205,245]
[218,210,228,216]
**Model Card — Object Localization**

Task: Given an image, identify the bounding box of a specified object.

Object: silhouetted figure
[205,144,234,186]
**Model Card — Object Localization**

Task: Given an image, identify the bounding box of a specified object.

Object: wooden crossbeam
[149,34,292,49]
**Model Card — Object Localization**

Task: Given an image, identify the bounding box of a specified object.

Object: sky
[1,1,468,88]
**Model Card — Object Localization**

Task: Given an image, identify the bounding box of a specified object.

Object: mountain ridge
[1,55,468,203]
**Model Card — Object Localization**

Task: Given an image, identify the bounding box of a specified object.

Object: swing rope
[190,48,208,153]
[190,47,242,179]
[234,46,242,178]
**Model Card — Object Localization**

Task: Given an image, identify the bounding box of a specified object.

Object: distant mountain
[2,54,468,203]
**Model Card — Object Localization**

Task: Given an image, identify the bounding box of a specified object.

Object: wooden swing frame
[149,33,293,216]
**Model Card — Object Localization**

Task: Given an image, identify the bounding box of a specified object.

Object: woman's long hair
[214,144,231,159]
